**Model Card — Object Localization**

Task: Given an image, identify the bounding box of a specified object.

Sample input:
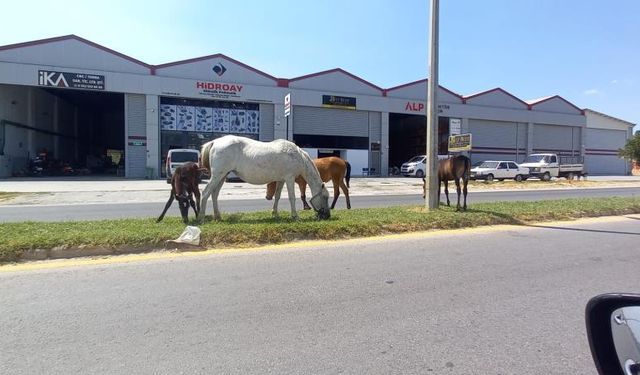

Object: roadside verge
[1,197,639,264]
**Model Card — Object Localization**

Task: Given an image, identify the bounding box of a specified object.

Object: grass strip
[1,197,639,263]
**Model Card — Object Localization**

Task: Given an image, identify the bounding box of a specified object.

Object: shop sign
[405,101,425,112]
[449,118,462,135]
[196,81,243,99]
[448,133,472,152]
[284,93,291,117]
[38,70,105,90]
[322,95,356,110]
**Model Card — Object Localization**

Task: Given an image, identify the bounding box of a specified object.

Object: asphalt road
[2,216,639,374]
[0,187,638,222]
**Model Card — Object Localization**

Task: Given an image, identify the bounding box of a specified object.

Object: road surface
[2,215,639,374]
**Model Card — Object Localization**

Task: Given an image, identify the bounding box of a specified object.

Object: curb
[19,243,205,262]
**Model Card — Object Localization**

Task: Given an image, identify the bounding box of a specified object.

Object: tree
[618,132,640,162]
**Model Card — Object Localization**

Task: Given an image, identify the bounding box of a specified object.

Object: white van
[165,149,200,183]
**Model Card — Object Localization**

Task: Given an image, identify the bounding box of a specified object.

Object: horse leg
[210,177,226,221]
[285,178,299,220]
[298,178,311,210]
[463,177,469,210]
[455,178,462,211]
[193,182,201,216]
[444,179,450,206]
[340,179,351,209]
[330,177,340,209]
[272,181,285,217]
[156,191,175,222]
[199,172,225,221]
[188,194,198,217]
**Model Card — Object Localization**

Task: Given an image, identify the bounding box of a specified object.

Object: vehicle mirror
[586,294,640,375]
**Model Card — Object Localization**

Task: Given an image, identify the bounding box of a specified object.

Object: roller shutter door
[585,128,628,175]
[293,106,368,137]
[585,155,627,175]
[469,119,526,161]
[125,94,146,178]
[368,112,382,173]
[259,103,274,141]
[533,124,580,154]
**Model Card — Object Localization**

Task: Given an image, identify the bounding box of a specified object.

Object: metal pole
[425,0,440,210]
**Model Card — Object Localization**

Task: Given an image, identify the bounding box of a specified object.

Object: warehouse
[0,35,634,179]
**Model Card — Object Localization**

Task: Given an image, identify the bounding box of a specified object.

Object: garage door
[586,128,628,175]
[293,106,368,137]
[259,103,274,141]
[125,94,146,178]
[533,124,580,154]
[585,155,627,175]
[469,119,526,161]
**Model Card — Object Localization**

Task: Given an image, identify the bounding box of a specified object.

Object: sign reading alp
[448,133,472,152]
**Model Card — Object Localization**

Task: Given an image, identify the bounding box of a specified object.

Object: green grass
[1,197,640,263]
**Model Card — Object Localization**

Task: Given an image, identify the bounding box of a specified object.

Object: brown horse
[265,156,351,210]
[422,155,471,211]
[157,162,205,223]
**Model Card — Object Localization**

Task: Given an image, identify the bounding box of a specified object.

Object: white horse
[198,135,331,221]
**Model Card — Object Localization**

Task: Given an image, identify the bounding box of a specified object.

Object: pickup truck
[519,153,586,181]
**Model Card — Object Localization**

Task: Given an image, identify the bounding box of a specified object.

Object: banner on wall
[160,96,259,134]
[38,70,105,91]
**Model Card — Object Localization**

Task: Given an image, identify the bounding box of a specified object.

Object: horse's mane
[298,148,324,189]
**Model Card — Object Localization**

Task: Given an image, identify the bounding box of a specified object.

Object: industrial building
[0,35,634,178]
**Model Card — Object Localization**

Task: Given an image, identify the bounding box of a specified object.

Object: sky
[2,0,639,130]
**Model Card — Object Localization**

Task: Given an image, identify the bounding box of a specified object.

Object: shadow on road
[525,223,640,237]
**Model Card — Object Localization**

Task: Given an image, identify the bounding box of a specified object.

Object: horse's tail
[463,155,471,181]
[345,161,351,188]
[200,141,213,171]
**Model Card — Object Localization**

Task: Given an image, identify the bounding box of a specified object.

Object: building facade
[0,35,634,178]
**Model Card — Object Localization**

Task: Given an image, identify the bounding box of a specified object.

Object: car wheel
[515,174,523,182]
[542,172,551,181]
[486,174,494,182]
[415,170,424,178]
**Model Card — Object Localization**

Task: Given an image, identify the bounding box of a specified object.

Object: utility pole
[425,0,440,210]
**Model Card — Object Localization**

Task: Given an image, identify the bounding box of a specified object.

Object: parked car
[470,160,529,182]
[401,154,449,178]
[165,149,200,183]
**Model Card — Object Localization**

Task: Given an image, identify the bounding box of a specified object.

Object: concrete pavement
[1,175,640,205]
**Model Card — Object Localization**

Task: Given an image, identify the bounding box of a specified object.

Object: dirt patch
[0,192,22,202]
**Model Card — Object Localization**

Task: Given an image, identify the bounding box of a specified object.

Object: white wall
[0,38,149,74]
[344,149,369,177]
[302,148,368,177]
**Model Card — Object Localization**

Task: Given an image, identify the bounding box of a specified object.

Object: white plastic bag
[173,226,201,246]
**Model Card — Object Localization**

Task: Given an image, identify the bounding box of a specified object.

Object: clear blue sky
[3,0,639,129]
